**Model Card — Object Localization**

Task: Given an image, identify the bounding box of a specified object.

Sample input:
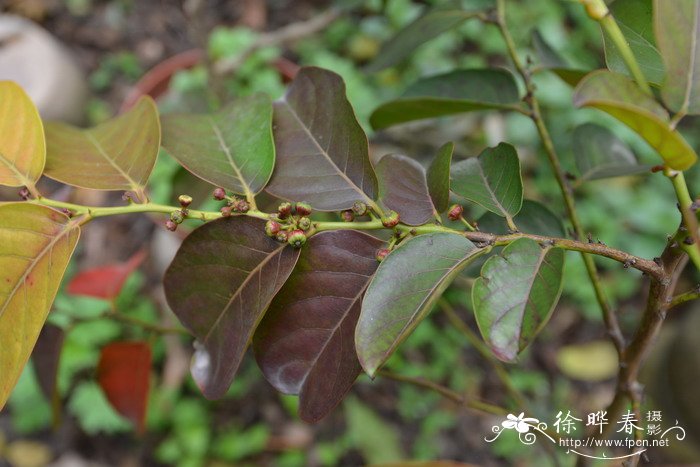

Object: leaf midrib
[208,116,252,197]
[84,131,141,192]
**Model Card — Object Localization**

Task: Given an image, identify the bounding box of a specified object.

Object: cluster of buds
[265,201,314,248]
[165,194,194,231]
[213,187,250,217]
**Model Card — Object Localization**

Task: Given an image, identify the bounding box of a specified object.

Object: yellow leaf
[0,203,80,411]
[0,82,46,189]
[556,340,619,382]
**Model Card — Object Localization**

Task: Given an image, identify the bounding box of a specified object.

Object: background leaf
[265,67,378,211]
[370,69,520,130]
[476,200,564,238]
[44,96,160,196]
[427,142,454,213]
[254,230,383,422]
[531,31,588,86]
[344,397,403,463]
[0,203,80,410]
[161,93,275,196]
[376,154,437,226]
[365,7,477,72]
[603,0,664,85]
[473,238,564,362]
[356,233,485,376]
[0,81,45,188]
[655,0,700,114]
[573,71,697,170]
[450,143,523,219]
[97,341,151,433]
[31,324,65,414]
[163,217,300,399]
[573,123,650,181]
[67,250,145,300]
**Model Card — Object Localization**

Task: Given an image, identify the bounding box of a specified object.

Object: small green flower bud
[276,231,289,243]
[278,202,293,219]
[295,202,312,216]
[375,248,390,262]
[341,210,355,222]
[447,204,464,221]
[287,229,307,248]
[352,201,368,216]
[265,220,282,237]
[165,220,178,231]
[178,194,193,208]
[170,210,185,224]
[298,217,311,230]
[236,200,250,213]
[220,206,233,217]
[381,210,400,228]
[213,187,226,201]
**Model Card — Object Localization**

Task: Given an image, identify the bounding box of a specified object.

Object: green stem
[579,0,652,95]
[495,0,625,355]
[669,287,700,309]
[665,169,700,270]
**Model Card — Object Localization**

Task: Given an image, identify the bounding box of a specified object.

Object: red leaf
[97,341,151,433]
[67,250,146,300]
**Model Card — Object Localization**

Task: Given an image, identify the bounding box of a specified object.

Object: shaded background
[1,0,699,465]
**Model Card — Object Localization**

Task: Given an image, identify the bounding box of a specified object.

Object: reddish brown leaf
[376,154,437,226]
[67,250,146,300]
[163,217,300,399]
[254,230,383,422]
[97,341,151,433]
[32,324,65,403]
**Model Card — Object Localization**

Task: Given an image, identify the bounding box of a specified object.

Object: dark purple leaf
[164,217,300,399]
[253,230,383,422]
[376,154,437,226]
[32,324,65,403]
[265,67,378,211]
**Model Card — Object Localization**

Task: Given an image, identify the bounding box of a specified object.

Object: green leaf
[161,93,275,196]
[573,71,697,170]
[655,0,700,114]
[365,7,477,72]
[450,143,523,219]
[265,67,378,211]
[163,217,300,399]
[344,397,403,464]
[45,97,160,197]
[376,154,437,226]
[254,231,383,422]
[369,69,520,130]
[426,142,454,213]
[356,233,486,376]
[531,31,588,86]
[473,238,564,362]
[0,81,45,189]
[0,204,80,410]
[603,0,664,85]
[556,341,619,382]
[477,200,564,238]
[573,123,650,181]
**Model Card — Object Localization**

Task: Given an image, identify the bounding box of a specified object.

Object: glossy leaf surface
[164,217,300,399]
[450,143,523,219]
[366,7,476,72]
[427,142,454,212]
[655,0,700,114]
[97,341,151,433]
[573,71,697,170]
[356,233,484,376]
[254,231,383,422]
[473,238,564,362]
[573,123,649,181]
[161,94,275,195]
[376,154,436,226]
[265,67,377,211]
[67,250,146,300]
[44,97,160,194]
[604,0,664,85]
[370,69,520,130]
[0,203,80,410]
[477,200,564,238]
[0,81,45,188]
